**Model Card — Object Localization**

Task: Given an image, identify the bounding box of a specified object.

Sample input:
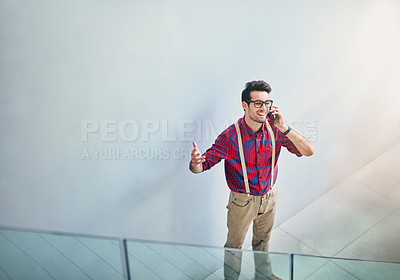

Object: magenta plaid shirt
[202,117,302,195]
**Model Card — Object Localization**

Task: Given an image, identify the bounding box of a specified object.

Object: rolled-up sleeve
[281,134,303,157]
[202,133,230,171]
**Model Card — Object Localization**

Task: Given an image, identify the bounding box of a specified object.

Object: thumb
[192,141,198,150]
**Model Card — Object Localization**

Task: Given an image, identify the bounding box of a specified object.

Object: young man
[189,80,314,280]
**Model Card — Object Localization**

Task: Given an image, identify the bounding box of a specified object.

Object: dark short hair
[241,80,272,102]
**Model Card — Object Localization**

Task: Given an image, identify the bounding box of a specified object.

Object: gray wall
[1,0,400,248]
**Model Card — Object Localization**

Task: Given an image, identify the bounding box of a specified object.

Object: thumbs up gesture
[189,141,205,173]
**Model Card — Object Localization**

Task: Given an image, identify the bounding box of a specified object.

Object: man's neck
[244,115,263,133]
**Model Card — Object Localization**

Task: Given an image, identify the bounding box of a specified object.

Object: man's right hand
[189,141,205,173]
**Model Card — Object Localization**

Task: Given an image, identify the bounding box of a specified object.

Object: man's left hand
[270,105,289,133]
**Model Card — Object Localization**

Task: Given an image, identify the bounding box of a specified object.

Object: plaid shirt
[202,117,302,196]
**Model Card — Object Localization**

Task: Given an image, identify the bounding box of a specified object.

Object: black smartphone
[267,112,275,124]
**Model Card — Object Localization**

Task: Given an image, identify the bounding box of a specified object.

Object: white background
[1,0,400,248]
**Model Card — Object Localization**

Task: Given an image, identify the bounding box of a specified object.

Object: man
[189,80,314,279]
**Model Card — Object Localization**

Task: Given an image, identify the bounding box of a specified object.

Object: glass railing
[126,240,290,279]
[1,227,399,279]
[292,254,400,280]
[0,228,124,280]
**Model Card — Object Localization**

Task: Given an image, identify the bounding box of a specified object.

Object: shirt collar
[239,116,267,138]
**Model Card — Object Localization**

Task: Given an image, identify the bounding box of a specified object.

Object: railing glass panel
[0,229,124,280]
[292,254,400,280]
[126,240,290,279]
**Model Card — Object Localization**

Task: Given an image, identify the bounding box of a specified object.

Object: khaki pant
[224,188,278,280]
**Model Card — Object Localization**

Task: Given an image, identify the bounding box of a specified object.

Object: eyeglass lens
[254,100,272,108]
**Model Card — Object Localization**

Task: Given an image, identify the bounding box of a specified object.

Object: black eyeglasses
[246,99,273,108]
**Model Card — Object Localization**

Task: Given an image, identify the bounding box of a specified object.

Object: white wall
[1,0,400,248]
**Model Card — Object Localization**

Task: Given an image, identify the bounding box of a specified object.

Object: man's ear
[242,101,248,111]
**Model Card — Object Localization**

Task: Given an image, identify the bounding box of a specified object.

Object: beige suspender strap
[235,121,276,194]
[235,122,250,195]
[265,121,276,188]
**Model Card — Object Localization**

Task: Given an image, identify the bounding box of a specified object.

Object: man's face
[242,90,271,124]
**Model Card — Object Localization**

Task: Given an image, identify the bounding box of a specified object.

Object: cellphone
[267,112,275,124]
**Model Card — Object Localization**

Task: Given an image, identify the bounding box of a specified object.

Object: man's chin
[249,115,267,124]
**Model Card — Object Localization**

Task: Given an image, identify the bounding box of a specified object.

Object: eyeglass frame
[245,99,274,108]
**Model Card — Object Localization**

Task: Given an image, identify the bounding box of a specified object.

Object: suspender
[265,121,276,189]
[234,122,250,194]
[234,121,276,195]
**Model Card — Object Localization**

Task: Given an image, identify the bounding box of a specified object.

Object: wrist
[281,125,292,135]
[277,124,289,133]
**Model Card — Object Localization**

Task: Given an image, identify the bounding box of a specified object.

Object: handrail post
[120,239,131,280]
[290,253,294,280]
